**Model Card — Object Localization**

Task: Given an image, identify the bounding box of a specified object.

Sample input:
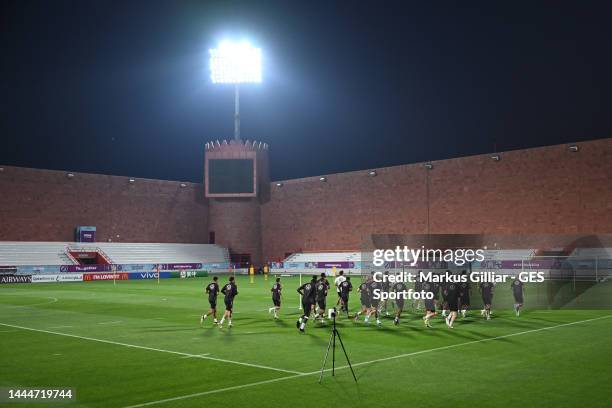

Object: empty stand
[284,251,361,263]
[0,242,229,266]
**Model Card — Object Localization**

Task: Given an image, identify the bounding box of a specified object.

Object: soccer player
[380,271,392,316]
[339,277,352,317]
[268,277,282,319]
[315,273,330,322]
[200,276,219,326]
[445,282,459,328]
[353,276,371,321]
[511,277,524,316]
[440,275,451,318]
[458,270,470,318]
[368,273,383,326]
[218,276,238,328]
[392,279,407,325]
[413,273,423,312]
[422,280,437,328]
[432,280,441,313]
[480,281,494,320]
[296,276,317,332]
[334,270,347,311]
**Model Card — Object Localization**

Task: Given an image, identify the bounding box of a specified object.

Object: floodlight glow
[209,41,262,84]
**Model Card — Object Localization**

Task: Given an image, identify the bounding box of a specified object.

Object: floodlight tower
[209,41,262,140]
[205,41,268,268]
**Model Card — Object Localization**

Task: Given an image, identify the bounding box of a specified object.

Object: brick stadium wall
[261,138,612,261]
[1,138,610,262]
[0,167,208,243]
[208,198,263,265]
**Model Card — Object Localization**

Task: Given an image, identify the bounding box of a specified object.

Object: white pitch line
[6,297,58,308]
[0,322,303,375]
[98,321,123,325]
[123,315,612,408]
[123,374,309,408]
[180,353,211,359]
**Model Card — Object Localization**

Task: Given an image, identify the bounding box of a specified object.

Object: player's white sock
[219,317,225,325]
[202,314,207,320]
[228,319,232,326]
[213,318,218,324]
[461,309,466,318]
[376,319,381,326]
[442,309,447,317]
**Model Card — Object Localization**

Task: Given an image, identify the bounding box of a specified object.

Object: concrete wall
[0,167,208,243]
[260,138,612,260]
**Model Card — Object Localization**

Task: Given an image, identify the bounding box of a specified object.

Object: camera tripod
[318,309,357,383]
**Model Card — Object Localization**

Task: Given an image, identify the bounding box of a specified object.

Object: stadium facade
[1,137,610,265]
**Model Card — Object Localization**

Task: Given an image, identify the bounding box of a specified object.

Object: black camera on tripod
[319,306,357,384]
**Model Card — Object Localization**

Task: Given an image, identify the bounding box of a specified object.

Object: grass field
[1,275,611,408]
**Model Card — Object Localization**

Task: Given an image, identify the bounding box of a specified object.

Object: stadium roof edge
[269,136,612,186]
[0,165,200,187]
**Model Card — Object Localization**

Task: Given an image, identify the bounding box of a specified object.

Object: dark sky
[1,1,611,182]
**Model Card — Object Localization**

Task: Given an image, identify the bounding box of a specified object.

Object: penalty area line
[325,314,612,373]
[0,322,304,376]
[123,373,309,408]
[124,314,612,408]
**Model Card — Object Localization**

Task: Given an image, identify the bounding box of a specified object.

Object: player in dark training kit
[339,277,352,317]
[480,281,494,320]
[268,278,282,319]
[511,278,524,316]
[315,273,330,322]
[354,277,371,321]
[368,275,383,326]
[219,276,238,328]
[458,271,470,318]
[413,274,423,312]
[441,277,451,318]
[392,280,407,325]
[380,271,392,316]
[200,276,219,326]
[422,281,437,328]
[296,276,317,332]
[445,282,459,328]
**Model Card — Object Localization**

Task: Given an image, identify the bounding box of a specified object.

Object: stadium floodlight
[209,41,262,140]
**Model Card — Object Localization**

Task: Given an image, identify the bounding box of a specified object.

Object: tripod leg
[335,329,358,382]
[318,330,334,383]
[332,328,336,376]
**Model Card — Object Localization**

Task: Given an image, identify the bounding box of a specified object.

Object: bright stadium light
[209,41,262,140]
[209,41,262,84]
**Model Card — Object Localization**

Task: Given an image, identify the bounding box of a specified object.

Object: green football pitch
[1,275,611,408]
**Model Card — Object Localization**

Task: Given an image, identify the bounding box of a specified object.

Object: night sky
[1,1,611,182]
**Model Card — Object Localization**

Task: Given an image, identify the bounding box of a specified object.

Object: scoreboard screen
[207,158,255,196]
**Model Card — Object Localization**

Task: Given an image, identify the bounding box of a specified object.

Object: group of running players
[199,275,238,328]
[199,270,525,331]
